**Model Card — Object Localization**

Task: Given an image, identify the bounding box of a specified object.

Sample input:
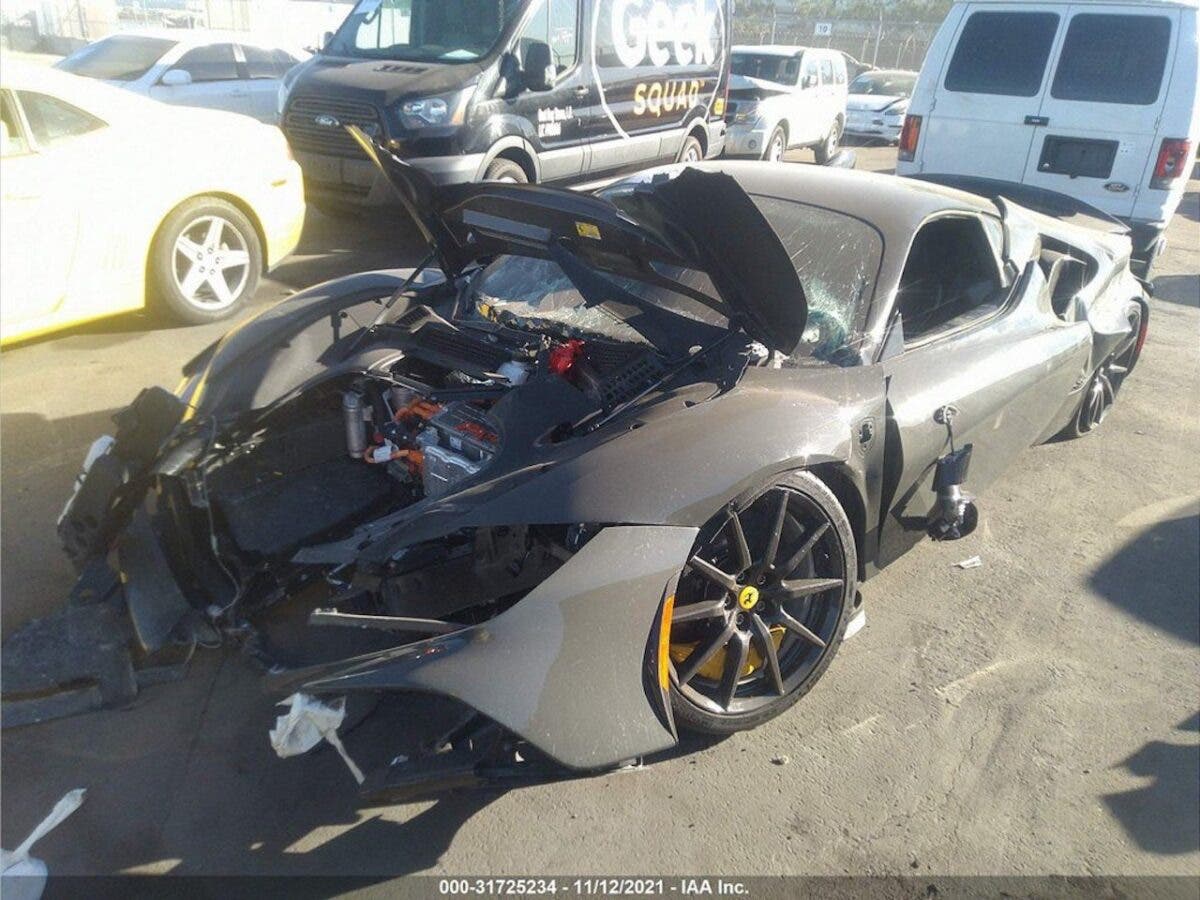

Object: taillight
[1150,138,1190,189]
[898,114,922,162]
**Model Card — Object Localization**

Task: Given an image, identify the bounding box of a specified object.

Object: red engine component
[549,339,585,376]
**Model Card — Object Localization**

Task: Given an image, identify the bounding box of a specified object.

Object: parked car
[278,0,731,210]
[844,68,917,143]
[724,45,847,163]
[9,144,1148,798]
[0,61,305,345]
[55,29,308,123]
[896,0,1199,276]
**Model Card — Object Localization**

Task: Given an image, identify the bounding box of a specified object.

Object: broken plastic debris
[2,788,86,900]
[954,555,983,569]
[844,608,867,640]
[770,755,790,766]
[269,693,364,784]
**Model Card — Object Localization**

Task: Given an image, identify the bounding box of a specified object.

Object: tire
[150,197,261,326]
[678,133,704,164]
[1060,308,1143,439]
[669,471,857,735]
[482,158,529,183]
[763,126,786,163]
[813,120,841,165]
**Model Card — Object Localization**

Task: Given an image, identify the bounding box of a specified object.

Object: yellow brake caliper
[670,621,786,681]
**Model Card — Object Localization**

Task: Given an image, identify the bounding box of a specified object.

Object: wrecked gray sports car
[4,135,1149,800]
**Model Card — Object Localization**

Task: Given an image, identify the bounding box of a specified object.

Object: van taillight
[898,115,922,162]
[1150,138,1191,189]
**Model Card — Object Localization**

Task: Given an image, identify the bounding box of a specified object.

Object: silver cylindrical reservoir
[342,391,368,458]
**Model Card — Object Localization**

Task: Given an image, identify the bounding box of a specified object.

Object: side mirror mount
[320,31,334,52]
[522,41,555,92]
[159,68,192,87]
[879,312,905,361]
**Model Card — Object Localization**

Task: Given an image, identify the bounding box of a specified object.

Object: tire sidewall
[483,158,529,183]
[815,121,840,164]
[669,470,858,735]
[151,197,261,326]
[679,134,704,164]
[764,127,786,163]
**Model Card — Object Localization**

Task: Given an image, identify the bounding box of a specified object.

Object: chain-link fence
[734,12,939,73]
[4,1,941,73]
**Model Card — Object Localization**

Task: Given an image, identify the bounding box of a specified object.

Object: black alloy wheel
[1069,308,1143,437]
[669,472,856,734]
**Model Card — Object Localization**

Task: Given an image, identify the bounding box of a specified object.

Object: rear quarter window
[1050,14,1172,105]
[945,11,1059,97]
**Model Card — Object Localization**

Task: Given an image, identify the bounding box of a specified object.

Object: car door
[915,4,1064,180]
[0,89,86,337]
[874,213,1089,568]
[150,43,249,116]
[789,54,823,145]
[504,0,590,181]
[1020,6,1180,216]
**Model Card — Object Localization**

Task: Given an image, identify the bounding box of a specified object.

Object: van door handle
[1024,115,1049,126]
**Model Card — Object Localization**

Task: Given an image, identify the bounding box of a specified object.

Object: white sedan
[0,60,306,346]
[55,30,308,123]
[844,69,917,144]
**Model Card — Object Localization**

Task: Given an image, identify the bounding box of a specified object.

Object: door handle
[572,85,588,97]
[1024,115,1049,126]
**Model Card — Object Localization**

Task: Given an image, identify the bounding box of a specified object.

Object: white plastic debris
[1,788,86,900]
[497,360,529,385]
[843,608,867,640]
[954,555,983,569]
[269,693,364,784]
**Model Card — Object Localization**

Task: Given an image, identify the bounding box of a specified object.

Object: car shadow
[2,632,729,883]
[1088,508,1200,855]
[1088,507,1200,646]
[1101,712,1200,856]
[1151,274,1200,309]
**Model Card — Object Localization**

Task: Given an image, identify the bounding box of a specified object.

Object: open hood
[347,126,806,353]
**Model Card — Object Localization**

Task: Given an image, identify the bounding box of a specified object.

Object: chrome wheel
[670,486,848,716]
[766,130,785,162]
[172,215,251,311]
[683,143,702,163]
[1077,367,1116,433]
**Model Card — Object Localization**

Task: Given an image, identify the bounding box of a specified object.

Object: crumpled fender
[293,365,880,566]
[181,268,444,417]
[294,525,697,770]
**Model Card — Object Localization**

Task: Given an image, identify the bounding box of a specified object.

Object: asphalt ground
[1,146,1197,882]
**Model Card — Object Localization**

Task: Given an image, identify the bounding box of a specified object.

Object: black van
[279,0,730,207]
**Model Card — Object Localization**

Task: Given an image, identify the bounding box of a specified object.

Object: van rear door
[1019,6,1179,218]
[917,5,1063,181]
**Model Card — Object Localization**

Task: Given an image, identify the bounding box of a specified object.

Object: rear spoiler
[907,174,1130,236]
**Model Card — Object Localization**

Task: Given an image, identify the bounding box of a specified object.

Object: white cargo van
[896,0,1199,275]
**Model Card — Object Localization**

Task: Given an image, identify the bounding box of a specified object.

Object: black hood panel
[298,56,482,106]
[348,128,807,353]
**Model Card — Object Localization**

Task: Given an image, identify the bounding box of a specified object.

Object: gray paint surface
[304,525,696,770]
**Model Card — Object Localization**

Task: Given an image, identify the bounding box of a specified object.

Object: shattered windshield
[471,257,725,345]
[746,194,882,365]
[328,0,522,62]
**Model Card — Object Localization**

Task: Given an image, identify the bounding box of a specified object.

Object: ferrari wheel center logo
[737,585,760,611]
